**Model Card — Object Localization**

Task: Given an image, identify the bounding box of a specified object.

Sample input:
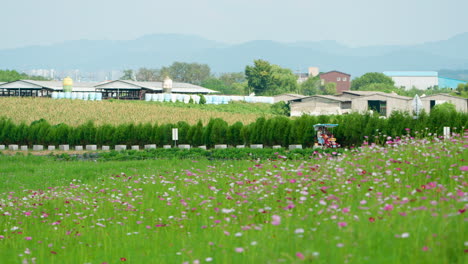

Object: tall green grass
[0,137,466,264]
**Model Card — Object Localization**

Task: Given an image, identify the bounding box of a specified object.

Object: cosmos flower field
[0,136,467,264]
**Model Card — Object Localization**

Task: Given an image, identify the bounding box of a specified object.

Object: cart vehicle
[313,124,340,148]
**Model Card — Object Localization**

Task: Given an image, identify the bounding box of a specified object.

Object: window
[368,100,387,116]
[343,77,347,81]
[337,77,341,81]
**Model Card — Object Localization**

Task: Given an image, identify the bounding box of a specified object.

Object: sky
[1,0,467,49]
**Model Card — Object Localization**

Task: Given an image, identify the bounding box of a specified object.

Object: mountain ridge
[0,32,467,77]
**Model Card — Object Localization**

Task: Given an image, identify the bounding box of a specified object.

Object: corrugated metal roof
[1,79,219,94]
[420,93,467,100]
[97,80,218,93]
[343,90,411,100]
[383,71,438,77]
[313,95,350,102]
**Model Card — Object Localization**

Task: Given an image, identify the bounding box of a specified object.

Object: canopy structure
[313,124,339,130]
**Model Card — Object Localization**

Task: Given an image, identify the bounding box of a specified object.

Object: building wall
[420,95,467,113]
[391,76,438,90]
[320,72,351,94]
[351,94,411,117]
[290,98,343,116]
[308,67,319,77]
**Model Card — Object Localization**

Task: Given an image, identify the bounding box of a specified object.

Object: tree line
[0,70,51,82]
[0,104,465,148]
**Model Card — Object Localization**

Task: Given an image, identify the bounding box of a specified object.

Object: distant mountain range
[1,33,467,77]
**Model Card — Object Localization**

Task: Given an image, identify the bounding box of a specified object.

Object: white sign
[443,127,450,139]
[172,128,178,141]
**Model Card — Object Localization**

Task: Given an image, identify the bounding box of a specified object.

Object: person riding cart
[313,124,340,148]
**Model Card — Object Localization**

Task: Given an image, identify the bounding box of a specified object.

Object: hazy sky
[1,0,467,49]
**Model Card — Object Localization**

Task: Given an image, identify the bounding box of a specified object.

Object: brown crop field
[0,97,273,126]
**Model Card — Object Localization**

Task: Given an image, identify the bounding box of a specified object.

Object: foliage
[0,101,466,147]
[323,82,337,95]
[0,69,50,82]
[199,94,206,104]
[200,72,247,95]
[161,62,211,85]
[270,101,290,116]
[300,75,321,95]
[351,72,395,90]
[0,139,466,263]
[245,60,298,96]
[120,69,134,80]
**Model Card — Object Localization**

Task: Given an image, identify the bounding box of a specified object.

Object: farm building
[349,92,412,117]
[289,95,351,117]
[320,71,351,94]
[419,94,467,113]
[290,91,414,117]
[94,80,218,100]
[0,80,97,97]
[383,71,438,90]
[274,94,308,103]
[0,79,218,100]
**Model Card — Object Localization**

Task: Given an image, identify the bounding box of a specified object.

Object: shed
[351,93,412,117]
[420,94,467,113]
[290,95,351,116]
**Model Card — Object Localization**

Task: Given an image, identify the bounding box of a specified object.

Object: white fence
[52,92,103,101]
[144,94,274,104]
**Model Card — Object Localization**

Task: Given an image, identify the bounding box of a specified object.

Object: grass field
[0,97,274,126]
[0,136,466,264]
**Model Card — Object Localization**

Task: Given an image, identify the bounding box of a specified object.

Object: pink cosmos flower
[383,204,394,211]
[272,215,281,225]
[296,252,305,259]
[25,237,32,240]
[235,247,244,253]
[460,166,468,171]
[338,222,347,227]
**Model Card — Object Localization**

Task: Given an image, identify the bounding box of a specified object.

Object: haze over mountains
[1,32,467,77]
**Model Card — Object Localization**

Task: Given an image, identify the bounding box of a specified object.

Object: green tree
[323,82,337,95]
[245,59,274,95]
[0,69,50,82]
[300,75,321,95]
[120,69,134,80]
[161,62,211,85]
[245,60,298,96]
[351,72,395,90]
[135,68,159,81]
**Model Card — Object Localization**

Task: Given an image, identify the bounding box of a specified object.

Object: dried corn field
[0,97,271,126]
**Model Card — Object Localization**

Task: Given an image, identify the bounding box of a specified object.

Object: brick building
[319,71,351,94]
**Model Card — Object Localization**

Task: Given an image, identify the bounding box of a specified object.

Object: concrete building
[296,67,320,83]
[419,94,468,113]
[319,71,351,94]
[438,77,467,89]
[290,95,351,116]
[347,92,412,117]
[383,71,438,90]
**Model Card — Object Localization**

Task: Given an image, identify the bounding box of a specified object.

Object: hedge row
[0,105,466,147]
[52,147,344,162]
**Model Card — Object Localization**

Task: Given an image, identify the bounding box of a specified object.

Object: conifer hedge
[0,106,466,147]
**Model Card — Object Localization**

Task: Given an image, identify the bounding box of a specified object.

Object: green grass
[0,137,466,264]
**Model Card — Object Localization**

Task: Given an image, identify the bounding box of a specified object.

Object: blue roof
[438,77,467,89]
[383,71,438,77]
[313,124,339,128]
